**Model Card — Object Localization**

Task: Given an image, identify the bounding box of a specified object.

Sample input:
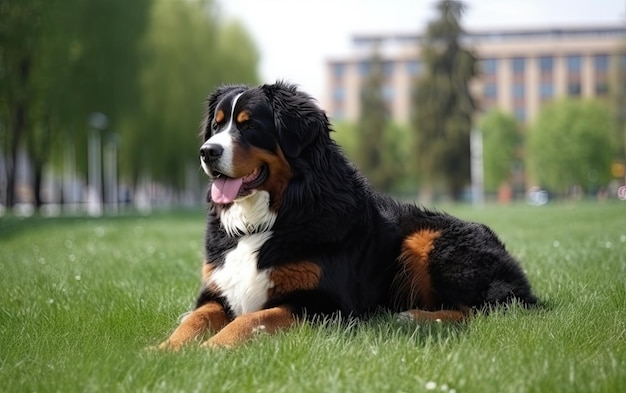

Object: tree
[0,0,151,208]
[0,0,44,207]
[411,0,477,200]
[1,0,260,209]
[130,0,259,190]
[479,110,521,192]
[527,99,614,195]
[354,48,392,192]
[610,47,626,163]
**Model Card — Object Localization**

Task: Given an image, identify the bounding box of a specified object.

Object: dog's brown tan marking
[398,229,441,310]
[158,302,230,350]
[202,306,295,348]
[401,308,469,323]
[202,263,213,283]
[269,262,321,299]
[215,109,225,123]
[230,144,292,210]
[236,110,251,123]
[201,262,221,294]
[258,147,292,210]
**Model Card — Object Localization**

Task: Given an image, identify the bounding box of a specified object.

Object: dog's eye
[211,121,218,131]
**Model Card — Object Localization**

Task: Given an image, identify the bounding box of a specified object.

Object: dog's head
[199,82,330,206]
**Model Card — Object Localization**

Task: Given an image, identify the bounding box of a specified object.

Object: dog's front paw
[152,339,185,351]
[201,333,237,349]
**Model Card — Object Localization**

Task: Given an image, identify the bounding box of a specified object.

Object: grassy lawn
[1,202,625,392]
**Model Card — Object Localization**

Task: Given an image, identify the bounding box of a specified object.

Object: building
[324,24,626,124]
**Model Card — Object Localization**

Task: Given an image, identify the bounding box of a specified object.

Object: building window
[540,82,554,99]
[332,86,345,102]
[567,55,582,72]
[382,85,394,101]
[382,61,394,77]
[567,82,581,96]
[513,83,525,98]
[332,63,345,78]
[514,107,526,122]
[596,81,609,95]
[483,82,497,99]
[409,85,417,102]
[594,54,609,72]
[332,110,345,121]
[481,58,498,75]
[358,61,371,76]
[512,57,525,74]
[406,60,422,76]
[539,56,553,73]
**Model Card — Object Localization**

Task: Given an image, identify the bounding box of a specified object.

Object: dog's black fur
[159,82,537,349]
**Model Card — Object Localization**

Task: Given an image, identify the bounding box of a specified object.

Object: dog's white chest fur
[209,232,272,316]
[219,191,277,236]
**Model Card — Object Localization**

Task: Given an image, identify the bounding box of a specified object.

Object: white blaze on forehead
[222,92,244,134]
[201,92,244,176]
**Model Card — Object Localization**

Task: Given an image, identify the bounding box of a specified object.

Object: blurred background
[1,0,625,217]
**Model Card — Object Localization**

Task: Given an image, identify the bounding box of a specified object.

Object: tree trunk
[33,157,44,208]
[7,56,31,208]
[7,104,26,208]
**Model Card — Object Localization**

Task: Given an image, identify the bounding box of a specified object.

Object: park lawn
[0,203,625,392]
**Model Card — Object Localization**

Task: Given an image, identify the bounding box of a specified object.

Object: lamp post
[470,127,484,206]
[88,112,108,216]
[104,133,119,214]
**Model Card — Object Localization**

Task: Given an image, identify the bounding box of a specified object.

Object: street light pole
[88,112,108,216]
[470,127,484,206]
[104,133,119,215]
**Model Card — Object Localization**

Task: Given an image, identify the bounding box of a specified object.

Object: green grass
[1,203,625,392]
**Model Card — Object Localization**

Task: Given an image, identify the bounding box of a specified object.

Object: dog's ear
[199,84,248,141]
[262,82,330,158]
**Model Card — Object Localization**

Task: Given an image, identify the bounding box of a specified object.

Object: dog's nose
[200,144,223,162]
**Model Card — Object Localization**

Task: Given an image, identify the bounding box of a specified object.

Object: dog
[158,81,537,349]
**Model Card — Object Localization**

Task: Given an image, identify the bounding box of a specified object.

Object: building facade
[324,24,626,124]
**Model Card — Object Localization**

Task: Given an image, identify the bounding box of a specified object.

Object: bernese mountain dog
[158,81,537,349]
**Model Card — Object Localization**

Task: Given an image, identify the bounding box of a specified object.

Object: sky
[220,0,626,101]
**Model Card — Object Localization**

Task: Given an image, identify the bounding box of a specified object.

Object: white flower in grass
[425,381,437,390]
[552,240,560,248]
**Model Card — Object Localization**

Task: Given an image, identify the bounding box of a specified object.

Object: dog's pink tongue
[211,177,244,204]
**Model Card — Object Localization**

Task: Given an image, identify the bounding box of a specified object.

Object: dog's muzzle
[200,143,223,164]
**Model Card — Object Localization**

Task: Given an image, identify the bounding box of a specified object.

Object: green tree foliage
[527,99,615,194]
[479,110,521,192]
[354,49,393,192]
[334,120,414,195]
[128,0,259,189]
[0,0,260,208]
[610,48,626,162]
[0,0,47,206]
[411,0,477,200]
[0,0,151,207]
